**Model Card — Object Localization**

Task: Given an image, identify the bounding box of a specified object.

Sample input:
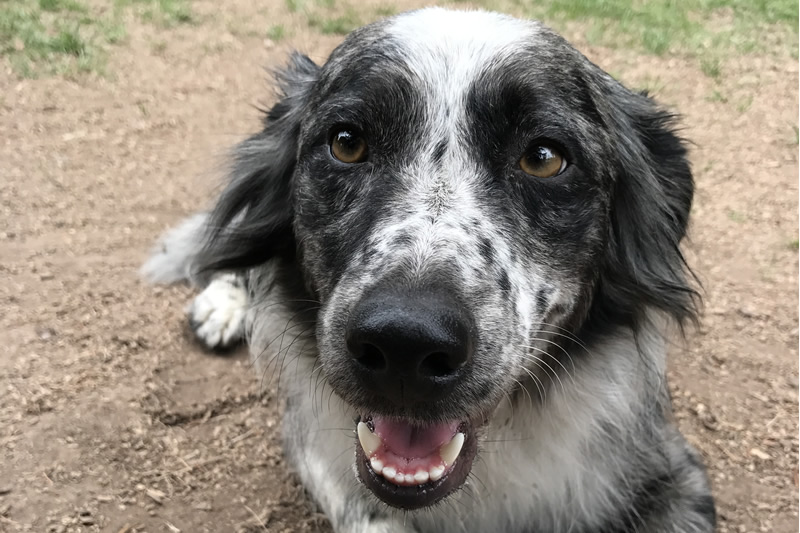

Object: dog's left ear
[193,53,320,278]
[597,83,699,331]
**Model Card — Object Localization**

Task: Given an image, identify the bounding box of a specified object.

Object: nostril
[355,343,387,372]
[418,351,461,378]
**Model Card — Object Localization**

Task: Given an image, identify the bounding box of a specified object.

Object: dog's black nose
[345,289,474,405]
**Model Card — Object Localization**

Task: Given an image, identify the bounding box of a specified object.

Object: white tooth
[429,466,444,481]
[382,466,396,479]
[394,472,405,484]
[357,422,381,456]
[414,470,430,484]
[439,432,465,466]
[404,474,415,484]
[370,457,384,473]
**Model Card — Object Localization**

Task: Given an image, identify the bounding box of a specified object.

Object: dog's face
[199,8,695,510]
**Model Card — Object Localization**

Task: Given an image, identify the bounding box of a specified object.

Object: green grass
[706,89,728,103]
[307,10,360,35]
[508,0,798,57]
[736,94,753,113]
[116,0,194,27]
[38,0,86,13]
[266,24,286,41]
[292,0,795,59]
[100,19,126,44]
[700,57,722,79]
[0,1,100,77]
[788,239,799,251]
[50,26,84,55]
[726,209,748,223]
[286,0,303,13]
[375,6,397,17]
[1,0,194,77]
[700,0,797,25]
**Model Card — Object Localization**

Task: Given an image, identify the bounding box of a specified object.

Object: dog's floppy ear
[597,84,699,332]
[193,53,320,278]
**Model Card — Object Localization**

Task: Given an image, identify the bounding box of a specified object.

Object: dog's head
[197,8,697,510]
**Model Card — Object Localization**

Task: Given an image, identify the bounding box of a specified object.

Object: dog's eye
[519,143,566,178]
[331,129,368,163]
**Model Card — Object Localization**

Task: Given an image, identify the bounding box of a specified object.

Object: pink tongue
[371,417,459,459]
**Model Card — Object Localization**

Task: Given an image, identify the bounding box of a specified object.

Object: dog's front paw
[187,274,247,350]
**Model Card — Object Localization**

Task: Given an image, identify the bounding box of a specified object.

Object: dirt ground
[1,1,798,532]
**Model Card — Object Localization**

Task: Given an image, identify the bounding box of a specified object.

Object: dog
[142,8,716,532]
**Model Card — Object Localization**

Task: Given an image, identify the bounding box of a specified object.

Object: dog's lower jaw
[353,417,479,510]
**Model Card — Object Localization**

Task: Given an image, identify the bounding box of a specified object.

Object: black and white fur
[143,8,715,532]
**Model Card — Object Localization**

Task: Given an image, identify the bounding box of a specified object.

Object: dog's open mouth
[355,415,477,509]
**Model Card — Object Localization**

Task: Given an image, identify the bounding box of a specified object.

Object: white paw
[187,274,247,350]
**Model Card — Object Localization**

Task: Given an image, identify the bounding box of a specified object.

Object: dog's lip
[354,415,478,510]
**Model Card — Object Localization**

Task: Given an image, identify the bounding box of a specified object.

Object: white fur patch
[140,213,208,285]
[187,274,247,349]
[389,9,533,93]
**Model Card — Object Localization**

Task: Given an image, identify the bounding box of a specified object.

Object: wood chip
[146,488,167,505]
[749,448,772,460]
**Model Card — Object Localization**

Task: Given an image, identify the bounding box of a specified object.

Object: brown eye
[331,129,367,163]
[519,143,566,178]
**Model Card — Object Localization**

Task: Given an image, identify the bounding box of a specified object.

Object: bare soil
[1,2,797,532]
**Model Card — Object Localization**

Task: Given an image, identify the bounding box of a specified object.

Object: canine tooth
[429,466,444,482]
[414,470,430,483]
[369,457,384,473]
[382,466,397,479]
[357,421,381,456]
[439,432,465,466]
[404,474,415,484]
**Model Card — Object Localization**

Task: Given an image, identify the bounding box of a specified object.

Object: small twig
[713,440,739,462]
[176,455,226,474]
[142,455,226,477]
[747,391,770,403]
[230,428,257,445]
[243,504,268,531]
[765,408,783,429]
[0,515,21,526]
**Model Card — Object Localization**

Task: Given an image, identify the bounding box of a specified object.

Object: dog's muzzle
[345,287,480,508]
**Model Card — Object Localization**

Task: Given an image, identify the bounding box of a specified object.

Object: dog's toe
[187,274,247,350]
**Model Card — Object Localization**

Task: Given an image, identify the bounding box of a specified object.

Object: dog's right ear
[193,53,320,279]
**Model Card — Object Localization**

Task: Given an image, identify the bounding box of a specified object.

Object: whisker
[251,307,319,375]
[516,362,547,404]
[518,342,576,387]
[273,325,317,396]
[510,377,531,415]
[524,335,578,375]
[519,352,564,396]
[258,321,318,386]
[527,322,591,355]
